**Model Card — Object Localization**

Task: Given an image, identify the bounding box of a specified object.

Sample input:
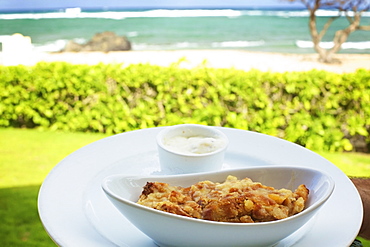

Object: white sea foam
[0,9,242,20]
[64,7,81,15]
[211,40,265,48]
[243,9,370,18]
[315,9,370,17]
[32,38,87,52]
[296,40,370,50]
[127,31,138,37]
[131,40,265,51]
[34,37,237,52]
[32,39,67,52]
[30,38,369,53]
[1,9,369,20]
[132,42,201,50]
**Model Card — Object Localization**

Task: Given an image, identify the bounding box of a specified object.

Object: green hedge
[0,62,369,152]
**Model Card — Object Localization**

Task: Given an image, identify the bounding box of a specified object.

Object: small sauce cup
[156,124,229,174]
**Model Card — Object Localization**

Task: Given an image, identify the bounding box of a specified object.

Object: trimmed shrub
[0,62,369,152]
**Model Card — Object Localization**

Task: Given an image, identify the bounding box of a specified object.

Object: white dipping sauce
[163,136,225,154]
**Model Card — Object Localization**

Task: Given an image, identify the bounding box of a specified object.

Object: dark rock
[63,40,83,52]
[62,31,131,52]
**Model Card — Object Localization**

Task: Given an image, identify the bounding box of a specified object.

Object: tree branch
[319,14,341,40]
[358,25,370,30]
[284,0,370,63]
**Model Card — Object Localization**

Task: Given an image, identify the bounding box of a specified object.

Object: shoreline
[1,50,370,73]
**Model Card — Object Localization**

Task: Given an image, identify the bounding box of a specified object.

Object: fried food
[137,175,309,223]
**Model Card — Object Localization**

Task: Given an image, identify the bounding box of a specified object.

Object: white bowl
[156,124,229,174]
[102,166,335,247]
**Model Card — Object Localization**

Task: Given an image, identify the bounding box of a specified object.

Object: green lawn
[0,128,109,247]
[0,128,369,246]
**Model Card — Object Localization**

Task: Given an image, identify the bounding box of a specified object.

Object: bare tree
[287,0,370,63]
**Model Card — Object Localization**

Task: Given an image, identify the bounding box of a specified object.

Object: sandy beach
[2,50,370,73]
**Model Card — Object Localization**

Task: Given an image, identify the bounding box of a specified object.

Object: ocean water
[0,8,370,54]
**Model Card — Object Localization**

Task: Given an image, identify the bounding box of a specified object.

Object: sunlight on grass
[0,128,109,188]
[318,151,370,177]
[0,128,110,246]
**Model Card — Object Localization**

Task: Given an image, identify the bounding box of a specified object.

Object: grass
[316,151,370,178]
[0,128,109,188]
[0,128,369,246]
[0,128,109,247]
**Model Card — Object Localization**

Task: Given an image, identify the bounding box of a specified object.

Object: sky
[0,0,304,11]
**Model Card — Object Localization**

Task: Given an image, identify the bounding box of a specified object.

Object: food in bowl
[156,124,229,173]
[137,175,309,223]
[102,166,334,247]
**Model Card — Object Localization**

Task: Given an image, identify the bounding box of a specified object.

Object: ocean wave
[211,40,265,48]
[132,42,201,50]
[296,40,370,50]
[32,40,202,52]
[132,40,265,50]
[32,39,67,52]
[241,9,370,18]
[1,8,369,20]
[0,9,242,20]
[26,38,370,52]
[127,31,138,37]
[32,38,87,52]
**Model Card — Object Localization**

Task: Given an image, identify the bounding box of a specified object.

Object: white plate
[38,127,363,247]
